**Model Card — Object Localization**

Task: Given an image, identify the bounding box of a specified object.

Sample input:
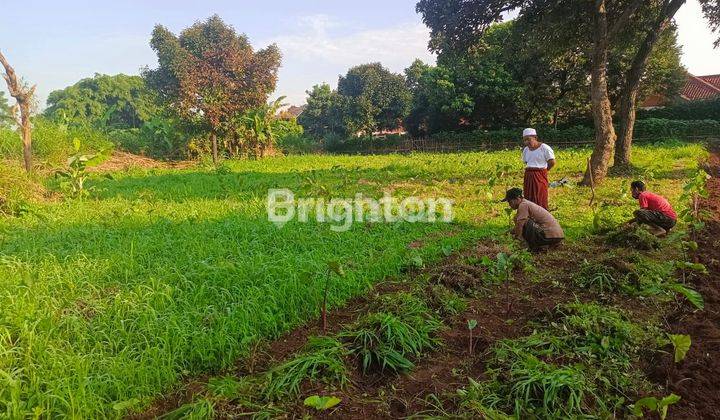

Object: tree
[0,50,36,172]
[143,15,281,163]
[0,91,13,127]
[298,84,347,139]
[44,74,158,130]
[417,0,720,185]
[337,63,412,136]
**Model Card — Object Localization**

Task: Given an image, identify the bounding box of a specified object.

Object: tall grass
[0,142,704,417]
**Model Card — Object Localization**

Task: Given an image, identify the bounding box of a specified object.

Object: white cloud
[261,15,436,105]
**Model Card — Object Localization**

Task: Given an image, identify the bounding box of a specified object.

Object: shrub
[0,118,113,166]
[638,97,720,120]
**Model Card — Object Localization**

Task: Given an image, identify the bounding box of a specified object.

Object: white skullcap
[522,128,537,137]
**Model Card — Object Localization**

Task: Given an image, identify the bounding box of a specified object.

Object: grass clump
[458,303,662,418]
[340,292,442,373]
[263,336,349,400]
[426,284,468,317]
[605,225,661,250]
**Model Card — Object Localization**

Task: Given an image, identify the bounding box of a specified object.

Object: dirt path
[656,147,720,419]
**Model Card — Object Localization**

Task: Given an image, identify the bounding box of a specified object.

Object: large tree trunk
[210,131,218,164]
[0,50,35,172]
[581,0,616,186]
[614,0,685,166]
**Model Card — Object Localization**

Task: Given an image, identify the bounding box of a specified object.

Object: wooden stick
[587,157,596,206]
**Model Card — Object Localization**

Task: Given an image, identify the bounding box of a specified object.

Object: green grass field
[0,142,705,417]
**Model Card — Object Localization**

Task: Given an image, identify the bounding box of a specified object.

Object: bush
[0,118,113,167]
[638,98,720,120]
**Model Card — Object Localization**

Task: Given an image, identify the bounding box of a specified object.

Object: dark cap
[500,188,523,202]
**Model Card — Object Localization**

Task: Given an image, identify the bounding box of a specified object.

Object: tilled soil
[653,148,720,419]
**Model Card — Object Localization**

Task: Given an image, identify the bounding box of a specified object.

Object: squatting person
[521,128,556,210]
[502,188,564,251]
[627,180,677,236]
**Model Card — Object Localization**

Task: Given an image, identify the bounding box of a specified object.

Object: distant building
[280,105,306,119]
[641,73,720,109]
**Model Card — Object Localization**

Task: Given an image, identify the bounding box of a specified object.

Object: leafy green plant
[467,319,478,354]
[304,395,341,411]
[339,300,442,373]
[630,394,681,419]
[668,334,691,363]
[263,337,349,400]
[55,138,109,197]
[573,261,624,293]
[664,282,704,309]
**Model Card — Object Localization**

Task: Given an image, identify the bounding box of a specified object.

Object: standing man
[502,188,564,251]
[627,180,677,236]
[521,128,556,210]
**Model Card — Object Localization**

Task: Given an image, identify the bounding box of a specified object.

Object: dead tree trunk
[614,0,685,167]
[0,50,35,172]
[581,0,616,186]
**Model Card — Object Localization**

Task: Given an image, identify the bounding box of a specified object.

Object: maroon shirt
[638,191,677,220]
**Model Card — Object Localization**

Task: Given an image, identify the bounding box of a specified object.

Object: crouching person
[628,180,677,236]
[502,188,564,251]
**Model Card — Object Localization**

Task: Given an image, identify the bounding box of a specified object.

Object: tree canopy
[143,14,281,161]
[416,0,716,183]
[338,63,412,136]
[44,73,158,129]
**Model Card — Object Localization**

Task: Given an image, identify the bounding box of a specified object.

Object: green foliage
[0,91,13,127]
[0,118,113,166]
[298,83,348,139]
[144,14,281,156]
[44,74,158,129]
[0,143,702,417]
[458,303,663,418]
[340,293,442,373]
[338,63,412,136]
[630,394,681,420]
[574,261,623,293]
[55,139,110,197]
[263,337,349,400]
[638,97,720,120]
[664,282,704,309]
[158,398,215,420]
[605,225,661,250]
[427,285,468,316]
[668,334,691,363]
[303,395,341,411]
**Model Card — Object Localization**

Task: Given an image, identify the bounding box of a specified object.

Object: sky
[0,0,718,109]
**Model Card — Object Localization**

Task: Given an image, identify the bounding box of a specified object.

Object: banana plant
[56,138,109,198]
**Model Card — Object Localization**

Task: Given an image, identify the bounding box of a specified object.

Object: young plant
[481,252,520,316]
[304,395,341,411]
[55,138,109,198]
[668,334,691,363]
[321,261,345,333]
[263,337,349,400]
[339,296,442,373]
[467,319,478,354]
[630,394,681,420]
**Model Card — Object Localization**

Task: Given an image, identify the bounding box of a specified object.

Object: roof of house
[680,74,720,101]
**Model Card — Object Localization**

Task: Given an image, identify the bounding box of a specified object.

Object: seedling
[467,319,478,354]
[667,334,691,363]
[322,261,345,333]
[304,395,341,411]
[630,394,681,420]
